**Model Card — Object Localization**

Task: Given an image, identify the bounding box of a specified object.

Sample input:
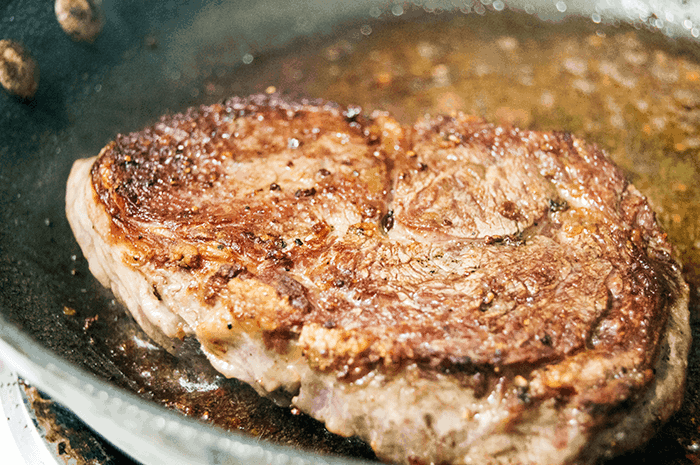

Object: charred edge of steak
[90,94,381,261]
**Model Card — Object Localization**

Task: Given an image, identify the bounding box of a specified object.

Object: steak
[65,94,691,465]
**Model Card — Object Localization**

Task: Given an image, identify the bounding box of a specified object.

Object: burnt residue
[22,383,136,465]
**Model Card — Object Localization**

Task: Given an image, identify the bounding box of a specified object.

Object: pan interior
[0,0,699,464]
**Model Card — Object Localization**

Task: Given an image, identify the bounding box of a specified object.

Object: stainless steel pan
[1,1,698,464]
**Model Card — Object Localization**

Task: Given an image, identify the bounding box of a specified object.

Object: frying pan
[1,1,699,464]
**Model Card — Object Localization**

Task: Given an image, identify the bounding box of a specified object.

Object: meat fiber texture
[66,94,690,465]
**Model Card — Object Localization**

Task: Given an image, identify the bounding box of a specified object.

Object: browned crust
[90,95,683,409]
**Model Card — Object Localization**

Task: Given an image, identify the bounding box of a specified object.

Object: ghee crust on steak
[66,94,690,465]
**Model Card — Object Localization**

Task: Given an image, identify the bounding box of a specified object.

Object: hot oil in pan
[74,8,699,464]
[82,288,376,459]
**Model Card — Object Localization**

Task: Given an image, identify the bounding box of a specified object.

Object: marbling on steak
[66,94,691,465]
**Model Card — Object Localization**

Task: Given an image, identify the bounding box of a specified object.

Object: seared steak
[66,94,690,465]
